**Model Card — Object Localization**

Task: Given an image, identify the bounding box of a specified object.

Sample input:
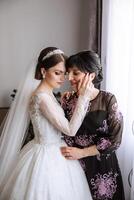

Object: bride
[0,47,93,200]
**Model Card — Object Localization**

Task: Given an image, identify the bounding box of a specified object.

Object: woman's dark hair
[66,51,103,84]
[35,47,67,80]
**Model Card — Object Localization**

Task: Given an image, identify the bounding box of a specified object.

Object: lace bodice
[29,92,89,145]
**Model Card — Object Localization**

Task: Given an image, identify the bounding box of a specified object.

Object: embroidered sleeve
[39,93,89,136]
[96,94,123,154]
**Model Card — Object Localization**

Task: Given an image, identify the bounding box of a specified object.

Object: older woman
[61,50,125,200]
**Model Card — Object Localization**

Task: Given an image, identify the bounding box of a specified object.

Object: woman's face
[44,61,66,89]
[67,66,87,91]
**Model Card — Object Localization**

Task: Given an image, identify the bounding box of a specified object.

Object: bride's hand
[78,73,94,99]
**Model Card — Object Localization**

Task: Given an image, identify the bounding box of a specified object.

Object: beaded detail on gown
[0,92,92,200]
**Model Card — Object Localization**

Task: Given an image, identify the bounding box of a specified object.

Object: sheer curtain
[102,0,134,199]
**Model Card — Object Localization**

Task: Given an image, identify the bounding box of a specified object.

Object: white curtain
[102,0,134,199]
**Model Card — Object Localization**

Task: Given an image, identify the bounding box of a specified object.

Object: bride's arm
[39,93,89,136]
[39,74,93,136]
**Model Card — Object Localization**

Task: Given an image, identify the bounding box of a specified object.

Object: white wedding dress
[0,92,92,200]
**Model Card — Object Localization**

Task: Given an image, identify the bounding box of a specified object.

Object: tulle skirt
[0,140,92,200]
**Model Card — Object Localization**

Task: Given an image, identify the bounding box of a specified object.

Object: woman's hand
[60,145,100,160]
[60,146,85,160]
[78,73,94,100]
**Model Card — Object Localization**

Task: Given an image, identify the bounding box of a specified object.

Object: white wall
[0,0,89,107]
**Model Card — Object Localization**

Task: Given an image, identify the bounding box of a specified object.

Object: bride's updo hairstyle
[35,47,67,80]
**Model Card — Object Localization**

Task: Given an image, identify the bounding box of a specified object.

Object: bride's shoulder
[29,92,43,105]
[30,91,54,106]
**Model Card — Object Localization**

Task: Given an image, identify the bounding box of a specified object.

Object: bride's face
[44,62,66,89]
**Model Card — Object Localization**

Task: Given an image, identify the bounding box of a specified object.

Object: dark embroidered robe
[61,90,125,200]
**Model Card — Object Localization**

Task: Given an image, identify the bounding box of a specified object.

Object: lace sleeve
[39,93,89,136]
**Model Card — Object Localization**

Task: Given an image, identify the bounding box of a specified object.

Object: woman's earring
[42,74,45,79]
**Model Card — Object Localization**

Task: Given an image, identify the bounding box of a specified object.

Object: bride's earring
[41,68,46,79]
[42,74,45,79]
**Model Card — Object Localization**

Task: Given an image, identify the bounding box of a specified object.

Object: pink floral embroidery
[97,120,109,133]
[90,171,118,199]
[75,134,96,147]
[64,136,74,147]
[113,142,120,149]
[109,103,123,123]
[63,94,77,120]
[97,138,111,150]
[62,92,91,120]
[112,103,118,111]
[79,159,86,171]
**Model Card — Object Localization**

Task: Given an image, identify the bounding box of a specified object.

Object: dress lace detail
[29,95,41,140]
